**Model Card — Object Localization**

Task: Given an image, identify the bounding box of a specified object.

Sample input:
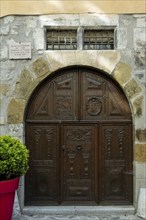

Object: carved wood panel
[27,69,78,121]
[61,124,97,203]
[80,69,131,120]
[25,124,59,205]
[26,68,131,121]
[99,124,133,205]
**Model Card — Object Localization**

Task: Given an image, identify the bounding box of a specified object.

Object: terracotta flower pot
[0,177,19,220]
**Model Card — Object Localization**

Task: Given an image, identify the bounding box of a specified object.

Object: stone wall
[0,14,146,209]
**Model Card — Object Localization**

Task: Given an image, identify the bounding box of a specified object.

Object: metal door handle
[62,145,65,151]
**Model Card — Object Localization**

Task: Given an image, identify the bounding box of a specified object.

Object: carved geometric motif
[35,90,51,116]
[46,128,55,159]
[109,96,121,115]
[56,78,72,89]
[68,153,75,177]
[66,129,92,141]
[86,77,102,89]
[56,96,73,118]
[108,84,131,117]
[85,73,104,85]
[83,154,90,177]
[34,129,41,158]
[104,128,112,159]
[117,128,125,158]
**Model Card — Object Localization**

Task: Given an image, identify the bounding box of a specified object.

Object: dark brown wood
[61,124,97,204]
[25,124,60,205]
[25,67,133,205]
[99,123,133,205]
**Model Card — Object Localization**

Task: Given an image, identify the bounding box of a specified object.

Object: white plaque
[9,42,31,59]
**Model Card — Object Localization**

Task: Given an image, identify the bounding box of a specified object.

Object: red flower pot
[0,177,19,220]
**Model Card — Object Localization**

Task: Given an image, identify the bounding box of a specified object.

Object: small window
[46,30,77,50]
[84,30,114,50]
[46,28,114,50]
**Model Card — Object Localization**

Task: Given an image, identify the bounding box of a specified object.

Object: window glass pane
[84,30,114,50]
[46,30,77,50]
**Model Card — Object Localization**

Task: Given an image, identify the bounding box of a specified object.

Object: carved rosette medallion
[86,97,102,116]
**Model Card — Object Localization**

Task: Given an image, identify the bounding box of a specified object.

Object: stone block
[134,144,146,162]
[33,28,45,50]
[124,79,142,99]
[39,14,80,27]
[134,28,146,70]
[136,15,146,28]
[8,98,25,124]
[134,72,145,83]
[31,58,50,77]
[8,124,23,138]
[133,95,144,117]
[134,50,146,69]
[0,116,5,125]
[137,188,146,219]
[45,51,64,72]
[117,28,127,49]
[134,162,146,179]
[45,50,120,74]
[26,17,37,28]
[119,15,133,26]
[134,28,146,49]
[4,16,15,24]
[95,51,121,73]
[80,14,119,26]
[14,69,35,98]
[13,192,21,217]
[113,62,132,85]
[1,60,16,71]
[23,206,75,216]
[0,45,8,60]
[0,84,9,96]
[0,25,10,35]
[136,129,146,142]
[134,178,146,204]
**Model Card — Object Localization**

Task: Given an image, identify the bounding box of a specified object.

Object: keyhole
[76,145,82,150]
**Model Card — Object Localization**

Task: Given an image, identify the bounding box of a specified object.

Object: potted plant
[0,135,29,220]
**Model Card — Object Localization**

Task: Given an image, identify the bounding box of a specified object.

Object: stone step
[23,206,135,216]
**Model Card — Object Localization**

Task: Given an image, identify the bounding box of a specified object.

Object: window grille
[84,30,114,50]
[46,30,77,50]
[46,28,114,50]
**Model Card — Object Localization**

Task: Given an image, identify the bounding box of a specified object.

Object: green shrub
[0,135,29,181]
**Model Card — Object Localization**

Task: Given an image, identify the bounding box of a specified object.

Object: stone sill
[23,206,135,216]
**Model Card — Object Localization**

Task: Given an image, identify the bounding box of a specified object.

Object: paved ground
[12,214,142,220]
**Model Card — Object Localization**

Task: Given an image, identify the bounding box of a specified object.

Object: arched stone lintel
[9,51,143,125]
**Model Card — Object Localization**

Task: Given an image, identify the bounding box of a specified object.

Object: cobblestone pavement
[12,214,142,220]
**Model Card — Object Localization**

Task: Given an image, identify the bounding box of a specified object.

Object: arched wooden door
[25,67,133,205]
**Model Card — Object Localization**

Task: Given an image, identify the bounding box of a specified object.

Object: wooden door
[61,124,97,204]
[25,67,133,205]
[25,124,60,205]
[99,123,133,205]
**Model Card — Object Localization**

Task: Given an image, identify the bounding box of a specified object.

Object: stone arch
[9,51,143,125]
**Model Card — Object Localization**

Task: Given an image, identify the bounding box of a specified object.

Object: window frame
[45,26,116,51]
